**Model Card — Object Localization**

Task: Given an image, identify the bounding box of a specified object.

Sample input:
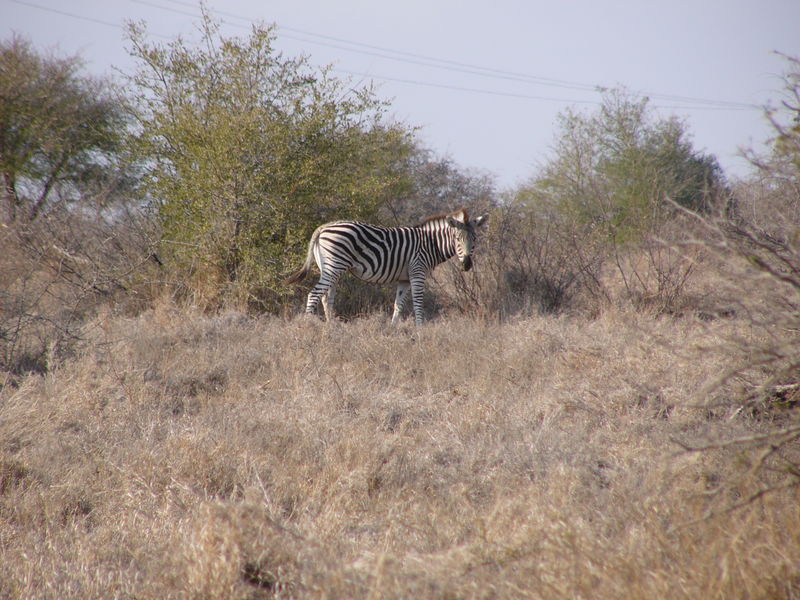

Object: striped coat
[285,208,487,324]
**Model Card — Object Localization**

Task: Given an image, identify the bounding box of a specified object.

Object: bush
[431,201,606,319]
[126,13,414,312]
[472,88,731,318]
[0,206,157,378]
[669,54,800,505]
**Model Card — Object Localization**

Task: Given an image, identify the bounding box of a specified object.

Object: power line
[286,34,756,110]
[339,69,756,112]
[9,0,127,31]
[281,35,756,109]
[146,0,597,93]
[129,0,200,20]
[168,0,600,95]
[148,0,758,111]
[9,0,761,112]
[335,69,604,105]
[8,0,174,38]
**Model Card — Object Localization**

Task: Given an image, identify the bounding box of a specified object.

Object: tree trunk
[3,170,20,224]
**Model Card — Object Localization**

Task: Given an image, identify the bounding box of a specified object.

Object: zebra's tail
[284,227,321,285]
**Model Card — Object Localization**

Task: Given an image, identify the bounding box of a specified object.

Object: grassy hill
[1,302,798,598]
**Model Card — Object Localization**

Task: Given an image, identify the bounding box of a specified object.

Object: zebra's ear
[473,214,488,228]
[446,216,462,229]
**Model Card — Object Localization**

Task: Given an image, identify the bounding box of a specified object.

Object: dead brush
[1,301,798,598]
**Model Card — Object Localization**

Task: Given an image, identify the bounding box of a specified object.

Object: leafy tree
[0,36,155,374]
[531,88,725,241]
[507,89,727,313]
[125,14,414,310]
[0,35,127,223]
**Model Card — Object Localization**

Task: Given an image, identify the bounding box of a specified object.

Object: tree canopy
[522,89,726,241]
[125,15,415,310]
[0,35,127,223]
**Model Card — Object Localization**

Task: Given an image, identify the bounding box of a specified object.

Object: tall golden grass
[2,298,798,598]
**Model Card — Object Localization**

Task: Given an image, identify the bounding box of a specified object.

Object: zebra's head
[445,208,488,271]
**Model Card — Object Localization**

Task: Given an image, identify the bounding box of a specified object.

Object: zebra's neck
[417,218,456,261]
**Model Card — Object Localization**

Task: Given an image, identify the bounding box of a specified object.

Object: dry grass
[1,303,798,599]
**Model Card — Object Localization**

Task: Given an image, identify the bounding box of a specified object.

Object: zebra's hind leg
[306,270,343,321]
[322,286,336,322]
[392,282,410,325]
[304,283,326,317]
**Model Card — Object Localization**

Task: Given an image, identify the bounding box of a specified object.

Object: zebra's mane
[415,208,469,227]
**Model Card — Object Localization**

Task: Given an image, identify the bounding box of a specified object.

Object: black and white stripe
[285,208,487,324]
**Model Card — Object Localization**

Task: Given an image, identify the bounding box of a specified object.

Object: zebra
[285,208,488,324]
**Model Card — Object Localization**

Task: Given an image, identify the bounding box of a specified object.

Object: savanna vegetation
[1,15,798,599]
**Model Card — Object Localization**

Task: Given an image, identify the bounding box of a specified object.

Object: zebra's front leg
[409,275,427,325]
[391,282,410,325]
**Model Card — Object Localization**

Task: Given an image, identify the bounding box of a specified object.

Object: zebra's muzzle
[462,256,473,271]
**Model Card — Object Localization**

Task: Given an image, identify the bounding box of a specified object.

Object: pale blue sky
[4,0,799,188]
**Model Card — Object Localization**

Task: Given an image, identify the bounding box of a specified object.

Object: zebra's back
[317,221,420,284]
